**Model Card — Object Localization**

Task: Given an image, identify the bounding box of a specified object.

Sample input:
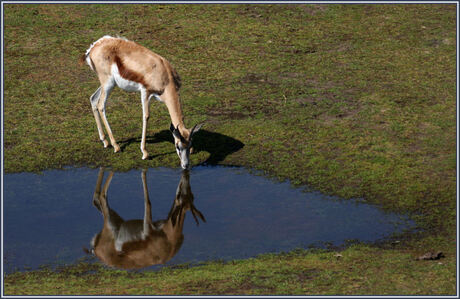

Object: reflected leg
[142,169,153,235]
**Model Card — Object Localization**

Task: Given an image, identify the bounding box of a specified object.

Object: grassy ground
[4,246,456,295]
[3,3,457,296]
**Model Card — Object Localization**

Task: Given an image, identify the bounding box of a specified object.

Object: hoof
[102,140,109,148]
[113,144,121,153]
[142,152,149,160]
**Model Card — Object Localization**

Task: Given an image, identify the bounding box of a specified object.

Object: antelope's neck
[170,106,189,139]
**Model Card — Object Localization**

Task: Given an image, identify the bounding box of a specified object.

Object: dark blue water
[3,166,414,273]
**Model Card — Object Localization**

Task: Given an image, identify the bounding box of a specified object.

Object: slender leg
[90,87,109,148]
[97,84,120,153]
[140,89,151,159]
[142,169,153,235]
[100,171,123,225]
[99,171,114,218]
[92,167,105,210]
[98,171,124,242]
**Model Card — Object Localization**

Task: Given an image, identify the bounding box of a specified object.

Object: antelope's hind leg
[97,83,121,153]
[90,87,109,148]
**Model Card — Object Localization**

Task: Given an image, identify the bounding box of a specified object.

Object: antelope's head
[170,123,203,170]
[170,170,206,227]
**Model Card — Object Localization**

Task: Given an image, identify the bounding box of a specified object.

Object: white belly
[111,63,143,92]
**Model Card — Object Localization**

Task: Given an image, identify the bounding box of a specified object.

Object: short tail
[78,53,87,66]
[79,53,96,71]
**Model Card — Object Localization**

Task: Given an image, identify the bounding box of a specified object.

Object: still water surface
[4,166,414,273]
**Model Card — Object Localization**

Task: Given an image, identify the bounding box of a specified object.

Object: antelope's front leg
[140,90,150,160]
[142,169,153,235]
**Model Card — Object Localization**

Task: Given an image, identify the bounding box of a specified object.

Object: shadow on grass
[118,129,245,165]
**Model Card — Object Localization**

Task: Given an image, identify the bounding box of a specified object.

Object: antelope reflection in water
[88,168,205,269]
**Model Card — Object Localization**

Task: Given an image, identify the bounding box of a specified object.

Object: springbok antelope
[89,167,205,269]
[80,35,202,169]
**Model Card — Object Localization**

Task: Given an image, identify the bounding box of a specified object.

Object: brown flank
[113,55,148,87]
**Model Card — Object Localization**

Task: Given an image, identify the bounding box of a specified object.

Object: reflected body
[90,168,205,269]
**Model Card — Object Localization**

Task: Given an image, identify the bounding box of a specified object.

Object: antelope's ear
[191,123,204,136]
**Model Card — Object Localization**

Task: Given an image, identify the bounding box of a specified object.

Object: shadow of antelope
[87,167,205,270]
[119,129,245,166]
